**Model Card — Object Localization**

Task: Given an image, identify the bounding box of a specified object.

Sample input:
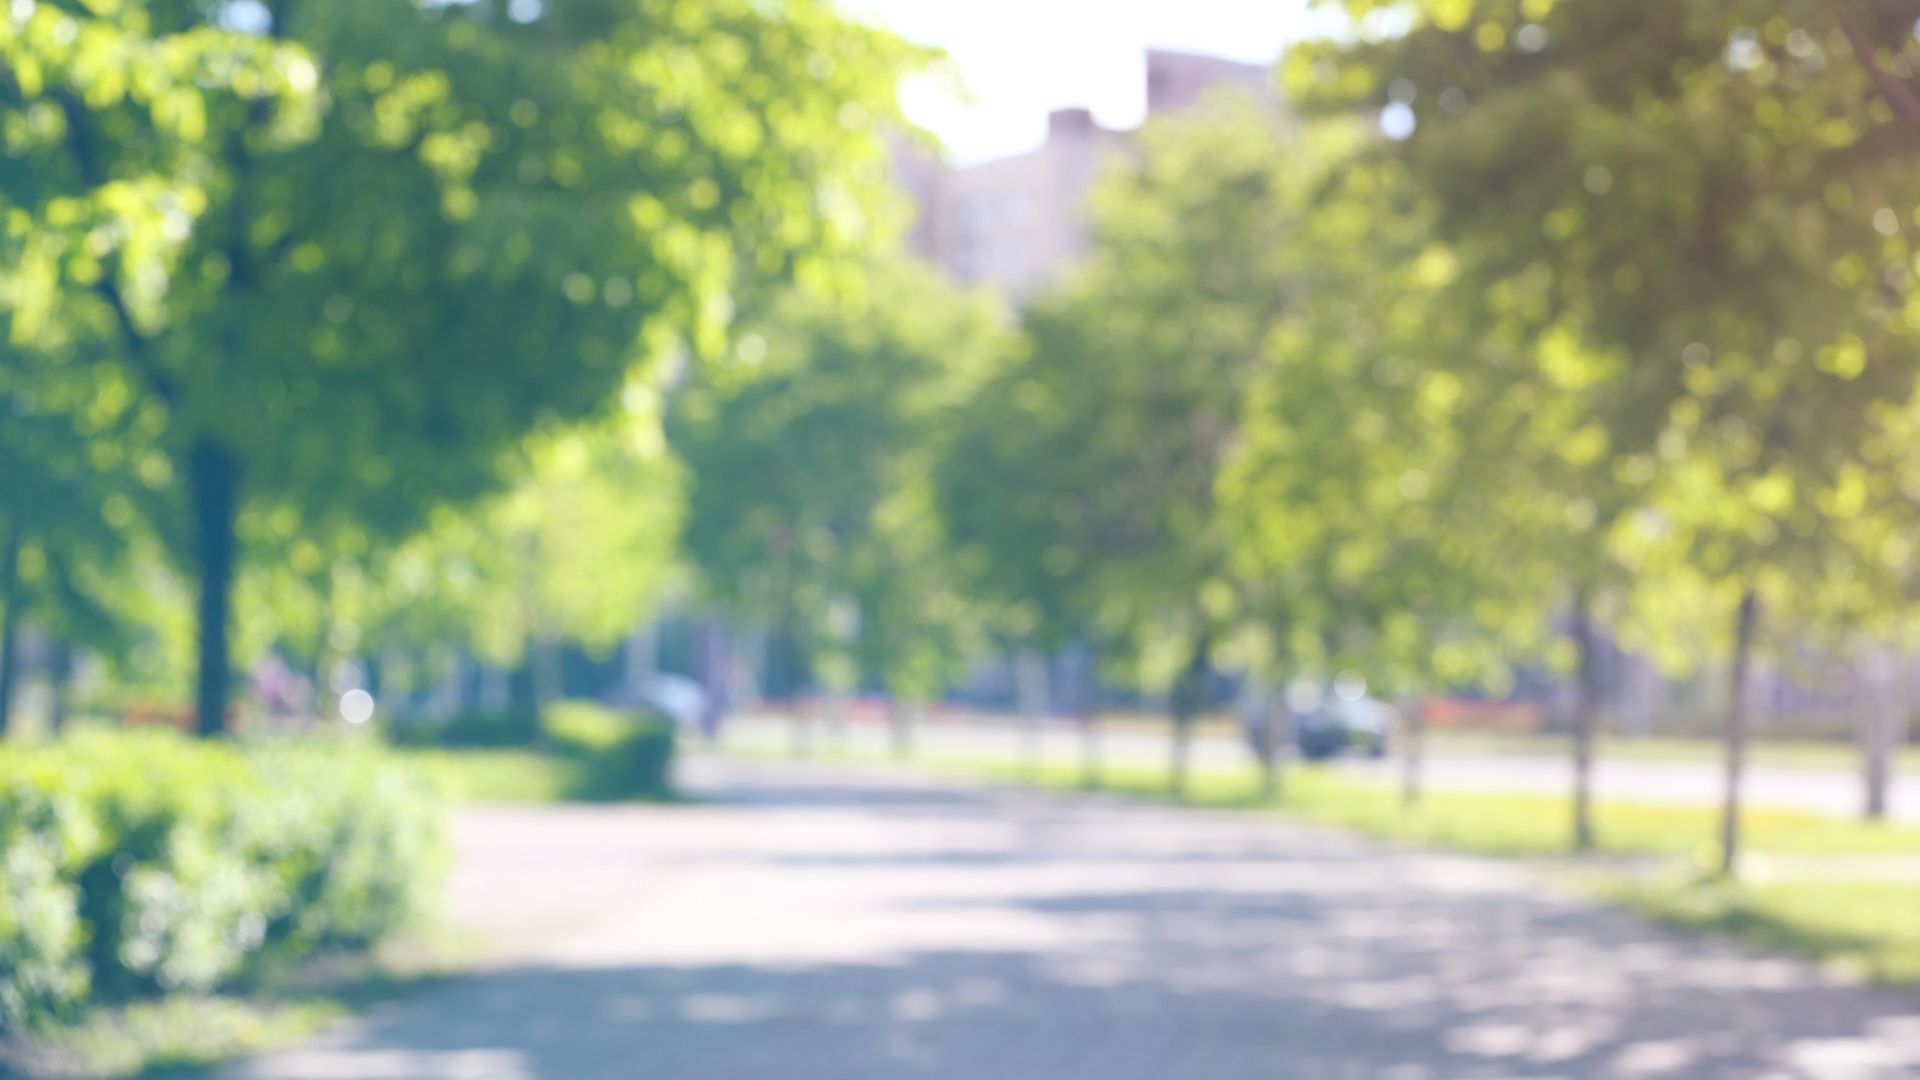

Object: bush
[0,757,95,1030]
[0,730,445,1033]
[387,702,676,803]
[544,703,676,801]
[386,709,542,749]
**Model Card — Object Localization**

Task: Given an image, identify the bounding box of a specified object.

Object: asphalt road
[222,757,1920,1079]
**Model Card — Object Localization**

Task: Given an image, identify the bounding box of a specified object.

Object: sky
[838,0,1334,166]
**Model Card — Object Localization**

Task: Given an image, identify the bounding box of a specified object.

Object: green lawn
[399,747,586,803]
[1607,875,1920,986]
[912,710,1883,772]
[718,729,1920,988]
[0,938,465,1080]
[1424,728,1886,772]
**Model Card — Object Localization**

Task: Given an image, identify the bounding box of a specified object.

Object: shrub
[545,703,676,801]
[0,758,96,1029]
[387,709,542,749]
[388,702,676,802]
[0,730,445,1033]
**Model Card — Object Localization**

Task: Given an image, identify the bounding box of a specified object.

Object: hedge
[543,703,676,801]
[0,730,445,1032]
[392,701,677,802]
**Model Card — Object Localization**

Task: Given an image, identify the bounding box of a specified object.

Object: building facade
[897,49,1276,303]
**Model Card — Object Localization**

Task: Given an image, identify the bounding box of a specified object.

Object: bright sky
[839,0,1335,166]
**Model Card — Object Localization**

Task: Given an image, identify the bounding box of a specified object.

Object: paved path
[226,757,1920,1079]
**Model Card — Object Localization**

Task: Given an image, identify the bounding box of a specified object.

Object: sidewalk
[222,756,1920,1079]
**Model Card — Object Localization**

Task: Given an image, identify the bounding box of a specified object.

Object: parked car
[1296,694,1398,761]
[633,674,708,731]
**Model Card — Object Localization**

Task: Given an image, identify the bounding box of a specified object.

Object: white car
[635,675,708,730]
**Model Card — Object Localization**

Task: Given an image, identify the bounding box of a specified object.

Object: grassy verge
[719,730,1920,987]
[915,711,1882,772]
[0,924,471,1080]
[1606,876,1920,986]
[398,747,587,803]
[1424,728,1888,771]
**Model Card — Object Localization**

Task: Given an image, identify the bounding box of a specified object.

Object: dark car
[1296,695,1397,761]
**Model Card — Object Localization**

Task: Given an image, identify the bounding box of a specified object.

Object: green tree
[1301,0,1920,866]
[1,0,921,734]
[672,260,1003,749]
[939,92,1306,795]
[0,368,161,734]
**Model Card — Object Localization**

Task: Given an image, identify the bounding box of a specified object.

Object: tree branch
[53,91,179,407]
[1830,1,1920,137]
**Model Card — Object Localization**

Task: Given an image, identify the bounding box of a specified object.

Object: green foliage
[1291,0,1920,666]
[389,708,544,750]
[1,0,929,728]
[394,702,676,803]
[0,730,445,1032]
[939,92,1541,695]
[543,702,677,801]
[0,753,93,1031]
[940,95,1295,681]
[674,259,1004,698]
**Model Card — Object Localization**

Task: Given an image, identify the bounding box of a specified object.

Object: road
[223,757,1919,1079]
[742,715,1918,822]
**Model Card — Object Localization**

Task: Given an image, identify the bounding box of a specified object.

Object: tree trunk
[431,647,466,719]
[1861,648,1904,822]
[889,697,914,760]
[1719,587,1760,876]
[1168,634,1211,799]
[1262,686,1290,801]
[1080,713,1103,789]
[1079,656,1102,789]
[1401,699,1426,809]
[532,634,562,707]
[768,588,807,756]
[508,656,543,745]
[47,636,72,736]
[1569,585,1600,850]
[0,522,20,738]
[303,592,328,724]
[1236,676,1282,795]
[700,619,728,744]
[1015,649,1048,780]
[824,689,847,747]
[188,439,240,737]
[1169,714,1193,798]
[479,663,510,713]
[625,624,658,698]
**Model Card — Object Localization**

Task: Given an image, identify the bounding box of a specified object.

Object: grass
[1424,728,1885,771]
[923,709,1883,772]
[0,937,467,1080]
[1607,875,1920,986]
[398,746,585,803]
[719,727,1920,988]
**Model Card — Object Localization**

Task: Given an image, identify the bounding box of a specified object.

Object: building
[897,49,1276,303]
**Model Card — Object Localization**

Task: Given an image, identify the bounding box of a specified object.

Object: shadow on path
[223,759,1920,1080]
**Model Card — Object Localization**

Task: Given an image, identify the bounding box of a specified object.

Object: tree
[1,0,923,734]
[940,92,1304,796]
[0,370,156,735]
[672,259,1003,748]
[1216,141,1553,809]
[1300,0,1920,866]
